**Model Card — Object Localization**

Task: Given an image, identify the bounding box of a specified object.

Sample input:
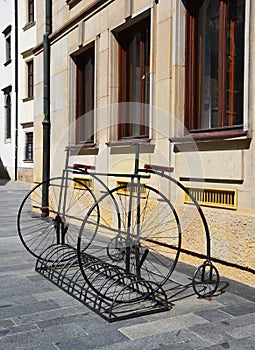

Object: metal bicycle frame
[69,142,213,264]
[25,142,218,321]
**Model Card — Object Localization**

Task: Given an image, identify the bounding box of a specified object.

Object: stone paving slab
[119,313,210,340]
[0,181,255,349]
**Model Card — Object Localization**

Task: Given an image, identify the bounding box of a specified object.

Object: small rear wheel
[192,262,219,298]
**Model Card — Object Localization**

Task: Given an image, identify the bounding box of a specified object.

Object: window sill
[170,129,248,143]
[106,138,151,147]
[23,21,36,31]
[4,59,11,67]
[66,143,98,155]
[23,160,33,163]
[22,97,34,103]
[170,129,251,152]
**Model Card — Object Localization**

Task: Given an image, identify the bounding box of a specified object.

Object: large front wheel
[17,177,98,259]
[77,183,182,302]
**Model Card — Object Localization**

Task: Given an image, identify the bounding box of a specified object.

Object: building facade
[0,0,35,182]
[0,0,17,180]
[30,0,255,287]
[17,0,36,182]
[1,0,253,286]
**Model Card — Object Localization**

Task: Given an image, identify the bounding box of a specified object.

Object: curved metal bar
[93,272,122,309]
[69,267,84,294]
[36,244,67,278]
[77,171,122,249]
[49,250,76,282]
[109,279,151,315]
[141,168,212,260]
[58,253,78,287]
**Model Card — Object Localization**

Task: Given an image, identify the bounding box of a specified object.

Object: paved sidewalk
[0,180,255,349]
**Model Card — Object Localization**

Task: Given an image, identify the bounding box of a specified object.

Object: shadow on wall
[0,157,10,185]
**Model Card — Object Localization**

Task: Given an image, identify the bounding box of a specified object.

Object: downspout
[14,0,18,180]
[42,0,52,212]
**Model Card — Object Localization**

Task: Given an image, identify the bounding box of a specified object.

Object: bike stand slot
[35,244,170,322]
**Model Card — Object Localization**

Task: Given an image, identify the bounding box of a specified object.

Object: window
[184,0,245,132]
[25,132,33,161]
[6,36,11,63]
[117,16,150,139]
[3,25,11,65]
[2,86,12,140]
[28,0,34,23]
[75,46,95,144]
[5,94,11,140]
[27,61,34,98]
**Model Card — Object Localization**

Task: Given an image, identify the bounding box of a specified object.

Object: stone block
[119,313,209,340]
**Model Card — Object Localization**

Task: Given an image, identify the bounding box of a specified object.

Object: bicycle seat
[73,163,95,170]
[144,164,174,173]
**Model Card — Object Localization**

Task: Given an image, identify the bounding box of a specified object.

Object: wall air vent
[116,181,147,197]
[184,186,237,210]
[73,177,93,190]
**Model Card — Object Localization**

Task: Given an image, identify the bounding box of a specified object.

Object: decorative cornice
[21,48,34,58]
[1,85,12,94]
[33,0,113,54]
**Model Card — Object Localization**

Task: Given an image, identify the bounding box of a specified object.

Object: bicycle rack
[19,143,220,322]
[35,244,169,322]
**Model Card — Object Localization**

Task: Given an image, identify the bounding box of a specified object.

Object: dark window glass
[27,61,34,98]
[6,35,11,62]
[28,0,34,22]
[76,46,94,144]
[185,0,245,131]
[118,16,150,139]
[25,132,33,161]
[5,94,11,139]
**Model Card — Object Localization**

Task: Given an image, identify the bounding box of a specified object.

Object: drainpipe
[42,0,52,212]
[14,0,18,180]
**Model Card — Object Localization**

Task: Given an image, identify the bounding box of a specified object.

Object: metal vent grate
[116,181,147,197]
[184,186,237,210]
[73,177,93,190]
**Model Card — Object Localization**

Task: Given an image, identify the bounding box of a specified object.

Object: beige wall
[32,0,255,287]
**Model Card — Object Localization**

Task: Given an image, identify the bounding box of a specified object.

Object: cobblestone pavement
[0,180,255,349]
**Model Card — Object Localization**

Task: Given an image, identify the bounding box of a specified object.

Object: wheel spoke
[17,177,97,260]
[77,183,181,303]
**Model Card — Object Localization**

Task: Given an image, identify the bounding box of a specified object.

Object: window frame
[117,16,151,140]
[2,25,12,65]
[27,0,34,23]
[184,0,246,134]
[27,60,34,98]
[25,132,33,162]
[6,35,11,63]
[75,45,95,145]
[4,93,11,141]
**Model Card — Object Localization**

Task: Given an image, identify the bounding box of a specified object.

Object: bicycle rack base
[35,244,170,322]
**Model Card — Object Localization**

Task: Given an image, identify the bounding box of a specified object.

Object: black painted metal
[19,143,220,321]
[35,244,169,322]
